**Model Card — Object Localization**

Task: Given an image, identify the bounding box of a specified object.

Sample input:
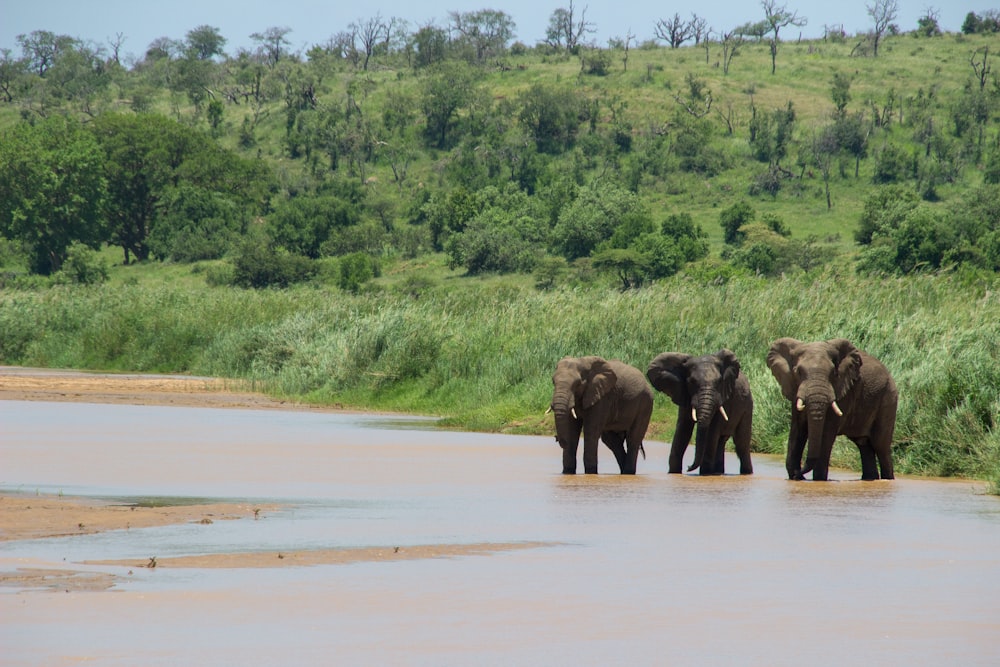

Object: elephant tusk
[831,401,844,417]
[691,407,698,422]
[545,405,552,415]
[796,398,806,412]
[719,405,729,422]
[571,407,578,420]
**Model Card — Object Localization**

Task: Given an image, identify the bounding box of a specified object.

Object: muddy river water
[2,399,999,665]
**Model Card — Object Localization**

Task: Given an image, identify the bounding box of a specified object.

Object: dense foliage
[2,15,999,286]
[1,12,999,487]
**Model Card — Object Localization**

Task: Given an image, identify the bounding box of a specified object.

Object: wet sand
[0,365,324,411]
[0,368,545,588]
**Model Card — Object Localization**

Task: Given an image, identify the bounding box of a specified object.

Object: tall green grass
[2,270,998,488]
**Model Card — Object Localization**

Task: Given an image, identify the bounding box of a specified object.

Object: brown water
[2,400,999,666]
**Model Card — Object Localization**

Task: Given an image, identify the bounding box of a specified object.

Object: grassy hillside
[1,30,999,487]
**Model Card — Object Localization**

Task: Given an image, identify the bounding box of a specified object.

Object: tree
[185,25,227,60]
[720,30,744,75]
[749,101,796,168]
[830,71,852,115]
[148,185,241,262]
[654,14,693,49]
[250,26,292,67]
[855,185,919,245]
[411,23,449,68]
[351,14,389,70]
[448,9,516,63]
[552,182,649,260]
[16,30,75,76]
[809,125,840,209]
[518,83,583,154]
[833,112,869,177]
[91,113,268,264]
[592,248,650,289]
[0,117,106,275]
[420,62,478,148]
[0,48,27,102]
[866,0,898,57]
[962,11,1000,34]
[761,0,807,74]
[916,8,942,37]
[545,1,595,52]
[689,14,710,45]
[720,201,756,245]
[266,194,360,258]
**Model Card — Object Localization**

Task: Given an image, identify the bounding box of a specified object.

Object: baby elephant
[647,349,754,476]
[550,356,653,474]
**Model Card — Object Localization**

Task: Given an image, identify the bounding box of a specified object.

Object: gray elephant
[646,350,754,476]
[766,337,897,481]
[549,356,653,474]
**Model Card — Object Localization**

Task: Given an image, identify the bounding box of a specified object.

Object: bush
[230,239,317,288]
[872,143,911,184]
[338,252,381,292]
[720,201,756,245]
[53,243,109,285]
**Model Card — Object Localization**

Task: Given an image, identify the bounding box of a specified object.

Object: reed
[1,269,998,486]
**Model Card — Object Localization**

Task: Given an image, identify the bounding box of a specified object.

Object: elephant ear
[582,357,618,409]
[830,338,863,401]
[646,352,691,406]
[766,338,801,402]
[717,349,741,403]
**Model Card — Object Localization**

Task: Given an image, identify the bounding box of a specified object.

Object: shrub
[230,239,317,288]
[338,252,380,292]
[53,243,109,285]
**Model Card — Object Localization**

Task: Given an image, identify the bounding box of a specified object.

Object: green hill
[1,23,998,487]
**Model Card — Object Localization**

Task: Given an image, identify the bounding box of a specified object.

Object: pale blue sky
[1,1,983,60]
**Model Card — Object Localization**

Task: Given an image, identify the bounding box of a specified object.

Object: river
[2,399,998,665]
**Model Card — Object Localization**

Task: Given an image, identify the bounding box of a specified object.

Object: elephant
[646,350,754,476]
[549,356,654,474]
[766,337,897,481]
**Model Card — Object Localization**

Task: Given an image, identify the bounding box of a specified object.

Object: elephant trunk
[799,385,835,477]
[550,389,580,449]
[687,391,718,472]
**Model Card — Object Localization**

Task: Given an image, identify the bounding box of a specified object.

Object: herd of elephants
[549,337,897,481]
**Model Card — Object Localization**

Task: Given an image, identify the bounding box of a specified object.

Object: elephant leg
[623,404,651,475]
[668,410,695,474]
[854,438,879,480]
[786,412,807,480]
[872,410,896,480]
[602,431,628,474]
[712,435,726,474]
[582,431,601,474]
[697,422,723,476]
[810,420,840,481]
[734,414,754,475]
[562,441,578,474]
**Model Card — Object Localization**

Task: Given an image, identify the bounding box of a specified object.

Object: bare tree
[621,29,635,71]
[107,33,126,66]
[351,14,389,70]
[761,0,807,74]
[971,45,992,90]
[654,13,693,49]
[866,0,898,57]
[721,30,744,75]
[544,2,595,52]
[690,14,709,45]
